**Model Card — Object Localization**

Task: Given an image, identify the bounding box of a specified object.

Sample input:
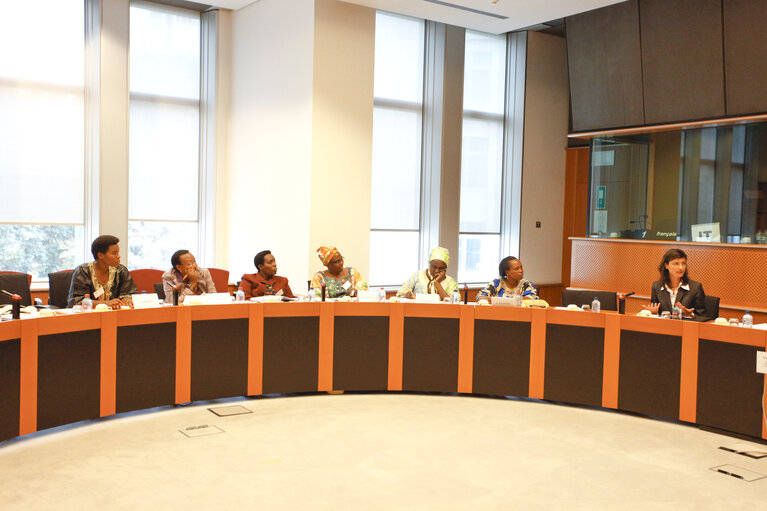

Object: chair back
[48,270,74,309]
[703,295,720,321]
[153,282,166,300]
[208,267,230,294]
[561,289,618,311]
[129,269,164,294]
[0,271,33,306]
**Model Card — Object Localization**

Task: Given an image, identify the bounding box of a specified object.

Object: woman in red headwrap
[311,246,367,298]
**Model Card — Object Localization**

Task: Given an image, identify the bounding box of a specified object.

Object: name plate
[204,293,234,305]
[356,290,379,303]
[491,296,515,306]
[132,293,160,309]
[415,293,440,303]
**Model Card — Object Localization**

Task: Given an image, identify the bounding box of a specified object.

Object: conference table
[1,302,765,443]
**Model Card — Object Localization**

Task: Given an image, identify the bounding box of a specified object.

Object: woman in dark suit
[643,248,706,319]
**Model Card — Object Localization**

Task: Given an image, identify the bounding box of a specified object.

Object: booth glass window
[588,122,767,244]
[0,0,86,279]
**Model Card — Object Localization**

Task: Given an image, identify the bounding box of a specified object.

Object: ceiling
[205,0,624,35]
[338,0,625,34]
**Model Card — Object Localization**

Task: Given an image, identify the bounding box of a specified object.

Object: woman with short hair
[239,250,294,299]
[477,256,538,300]
[68,235,138,309]
[162,249,216,303]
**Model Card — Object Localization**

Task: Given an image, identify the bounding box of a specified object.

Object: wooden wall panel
[566,0,644,131]
[562,147,590,287]
[723,0,767,115]
[570,238,767,311]
[640,0,725,124]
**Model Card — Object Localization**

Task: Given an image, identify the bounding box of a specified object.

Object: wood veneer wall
[569,237,767,320]
[568,0,767,132]
[562,147,590,288]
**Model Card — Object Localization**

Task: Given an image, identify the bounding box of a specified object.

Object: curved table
[1,303,765,443]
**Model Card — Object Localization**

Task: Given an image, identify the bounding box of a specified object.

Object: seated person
[396,247,458,300]
[642,248,706,319]
[68,235,138,309]
[162,249,216,303]
[477,256,538,300]
[311,246,367,298]
[239,250,294,299]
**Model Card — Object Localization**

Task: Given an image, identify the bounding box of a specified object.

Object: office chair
[47,270,74,309]
[561,289,618,311]
[208,268,230,294]
[129,269,164,294]
[0,271,33,306]
[702,295,720,322]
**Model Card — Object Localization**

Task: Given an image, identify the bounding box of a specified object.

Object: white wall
[308,0,375,279]
[519,32,569,284]
[226,5,568,288]
[228,0,316,286]
[227,0,375,288]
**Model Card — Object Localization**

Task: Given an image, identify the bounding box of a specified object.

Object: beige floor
[0,394,765,510]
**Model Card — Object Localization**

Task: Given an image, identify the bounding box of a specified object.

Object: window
[587,122,767,244]
[457,31,507,283]
[128,1,201,270]
[369,12,425,286]
[0,0,85,279]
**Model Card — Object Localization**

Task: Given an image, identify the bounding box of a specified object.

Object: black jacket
[650,279,707,320]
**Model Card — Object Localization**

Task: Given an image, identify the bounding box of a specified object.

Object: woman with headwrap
[396,247,458,301]
[311,246,368,298]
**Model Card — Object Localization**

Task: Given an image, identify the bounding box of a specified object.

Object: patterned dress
[396,270,459,297]
[311,267,367,298]
[477,278,538,300]
[68,262,138,307]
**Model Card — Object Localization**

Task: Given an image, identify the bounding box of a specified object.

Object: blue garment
[477,278,538,299]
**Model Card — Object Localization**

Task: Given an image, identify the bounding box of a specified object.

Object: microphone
[2,289,22,320]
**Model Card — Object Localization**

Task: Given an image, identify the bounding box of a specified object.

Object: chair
[208,267,230,294]
[561,289,618,311]
[702,295,720,321]
[153,282,166,300]
[129,269,164,294]
[0,271,33,306]
[47,270,74,309]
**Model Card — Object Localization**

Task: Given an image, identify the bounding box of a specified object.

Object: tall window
[0,0,85,279]
[128,1,201,270]
[458,31,507,283]
[369,12,425,286]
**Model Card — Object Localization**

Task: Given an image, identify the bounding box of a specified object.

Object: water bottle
[82,294,93,312]
[451,289,461,304]
[591,296,600,313]
[235,289,245,302]
[672,304,682,320]
[378,287,386,302]
[742,310,753,328]
[513,291,523,307]
[308,287,315,302]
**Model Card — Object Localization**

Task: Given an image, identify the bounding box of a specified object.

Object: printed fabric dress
[396,270,459,297]
[477,278,538,300]
[311,267,367,298]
